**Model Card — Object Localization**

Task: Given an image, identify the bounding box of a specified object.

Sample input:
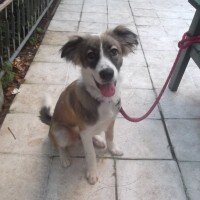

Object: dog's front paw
[86,170,98,185]
[108,142,123,156]
[109,147,123,156]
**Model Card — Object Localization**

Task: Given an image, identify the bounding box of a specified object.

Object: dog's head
[61,26,138,99]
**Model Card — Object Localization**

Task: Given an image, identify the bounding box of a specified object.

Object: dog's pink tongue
[98,83,115,97]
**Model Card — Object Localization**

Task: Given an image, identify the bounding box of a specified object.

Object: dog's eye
[87,51,96,60]
[110,47,118,56]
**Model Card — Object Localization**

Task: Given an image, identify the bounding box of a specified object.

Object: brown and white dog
[40,26,138,184]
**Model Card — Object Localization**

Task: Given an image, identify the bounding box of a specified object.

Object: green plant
[29,35,37,45]
[36,27,45,34]
[1,61,15,88]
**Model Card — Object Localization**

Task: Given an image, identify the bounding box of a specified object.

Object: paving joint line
[114,159,119,200]
[43,156,53,200]
[77,0,85,31]
[0,151,174,161]
[106,0,109,29]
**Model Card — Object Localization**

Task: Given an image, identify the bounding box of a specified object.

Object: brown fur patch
[70,84,100,125]
[106,25,138,56]
[61,35,101,69]
[53,81,100,127]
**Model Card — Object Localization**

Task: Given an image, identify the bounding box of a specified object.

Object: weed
[29,35,37,45]
[36,27,45,34]
[1,61,15,88]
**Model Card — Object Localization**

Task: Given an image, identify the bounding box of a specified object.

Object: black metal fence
[0,0,54,67]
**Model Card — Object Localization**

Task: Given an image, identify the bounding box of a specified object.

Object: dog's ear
[108,25,138,56]
[61,36,84,65]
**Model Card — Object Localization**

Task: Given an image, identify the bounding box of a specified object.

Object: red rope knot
[178,32,200,49]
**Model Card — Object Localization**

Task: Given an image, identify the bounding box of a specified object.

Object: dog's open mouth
[93,77,116,97]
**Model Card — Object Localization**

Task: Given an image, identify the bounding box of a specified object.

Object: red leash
[120,32,200,122]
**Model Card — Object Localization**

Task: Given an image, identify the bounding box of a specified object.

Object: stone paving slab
[25,62,68,85]
[180,162,200,200]
[121,66,152,89]
[10,84,65,114]
[119,88,160,119]
[46,158,115,200]
[83,4,107,13]
[148,61,200,89]
[79,22,107,34]
[48,20,79,32]
[57,4,82,12]
[132,8,157,17]
[164,25,189,39]
[160,18,189,27]
[34,45,64,63]
[156,10,194,20]
[0,154,50,200]
[152,0,194,12]
[159,88,200,119]
[0,113,50,155]
[42,31,76,45]
[117,160,187,200]
[144,50,177,68]
[166,119,200,161]
[123,50,146,68]
[25,61,80,86]
[135,16,161,26]
[114,118,171,159]
[108,2,131,14]
[140,36,176,51]
[85,0,107,6]
[130,0,154,10]
[108,13,134,24]
[53,11,81,21]
[81,12,107,23]
[60,0,83,5]
[137,25,167,37]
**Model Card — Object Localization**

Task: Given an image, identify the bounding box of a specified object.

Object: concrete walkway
[0,0,200,199]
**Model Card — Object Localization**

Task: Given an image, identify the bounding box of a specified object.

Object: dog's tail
[39,94,53,126]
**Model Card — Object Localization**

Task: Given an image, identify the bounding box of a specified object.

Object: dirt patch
[0,0,60,126]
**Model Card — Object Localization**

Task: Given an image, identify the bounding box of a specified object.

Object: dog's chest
[98,102,117,120]
[87,100,119,135]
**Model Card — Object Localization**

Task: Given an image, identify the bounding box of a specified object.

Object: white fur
[80,132,98,184]
[94,43,119,83]
[79,38,123,184]
[42,94,54,116]
[93,135,105,148]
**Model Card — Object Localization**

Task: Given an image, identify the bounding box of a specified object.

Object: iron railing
[0,0,54,67]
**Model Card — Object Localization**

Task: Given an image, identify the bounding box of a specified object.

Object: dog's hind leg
[93,135,106,149]
[50,125,72,168]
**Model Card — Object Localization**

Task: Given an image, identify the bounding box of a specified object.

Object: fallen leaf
[11,88,20,95]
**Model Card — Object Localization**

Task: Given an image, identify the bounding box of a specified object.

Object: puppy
[40,26,138,184]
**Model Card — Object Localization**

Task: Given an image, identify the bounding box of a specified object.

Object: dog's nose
[99,68,114,81]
